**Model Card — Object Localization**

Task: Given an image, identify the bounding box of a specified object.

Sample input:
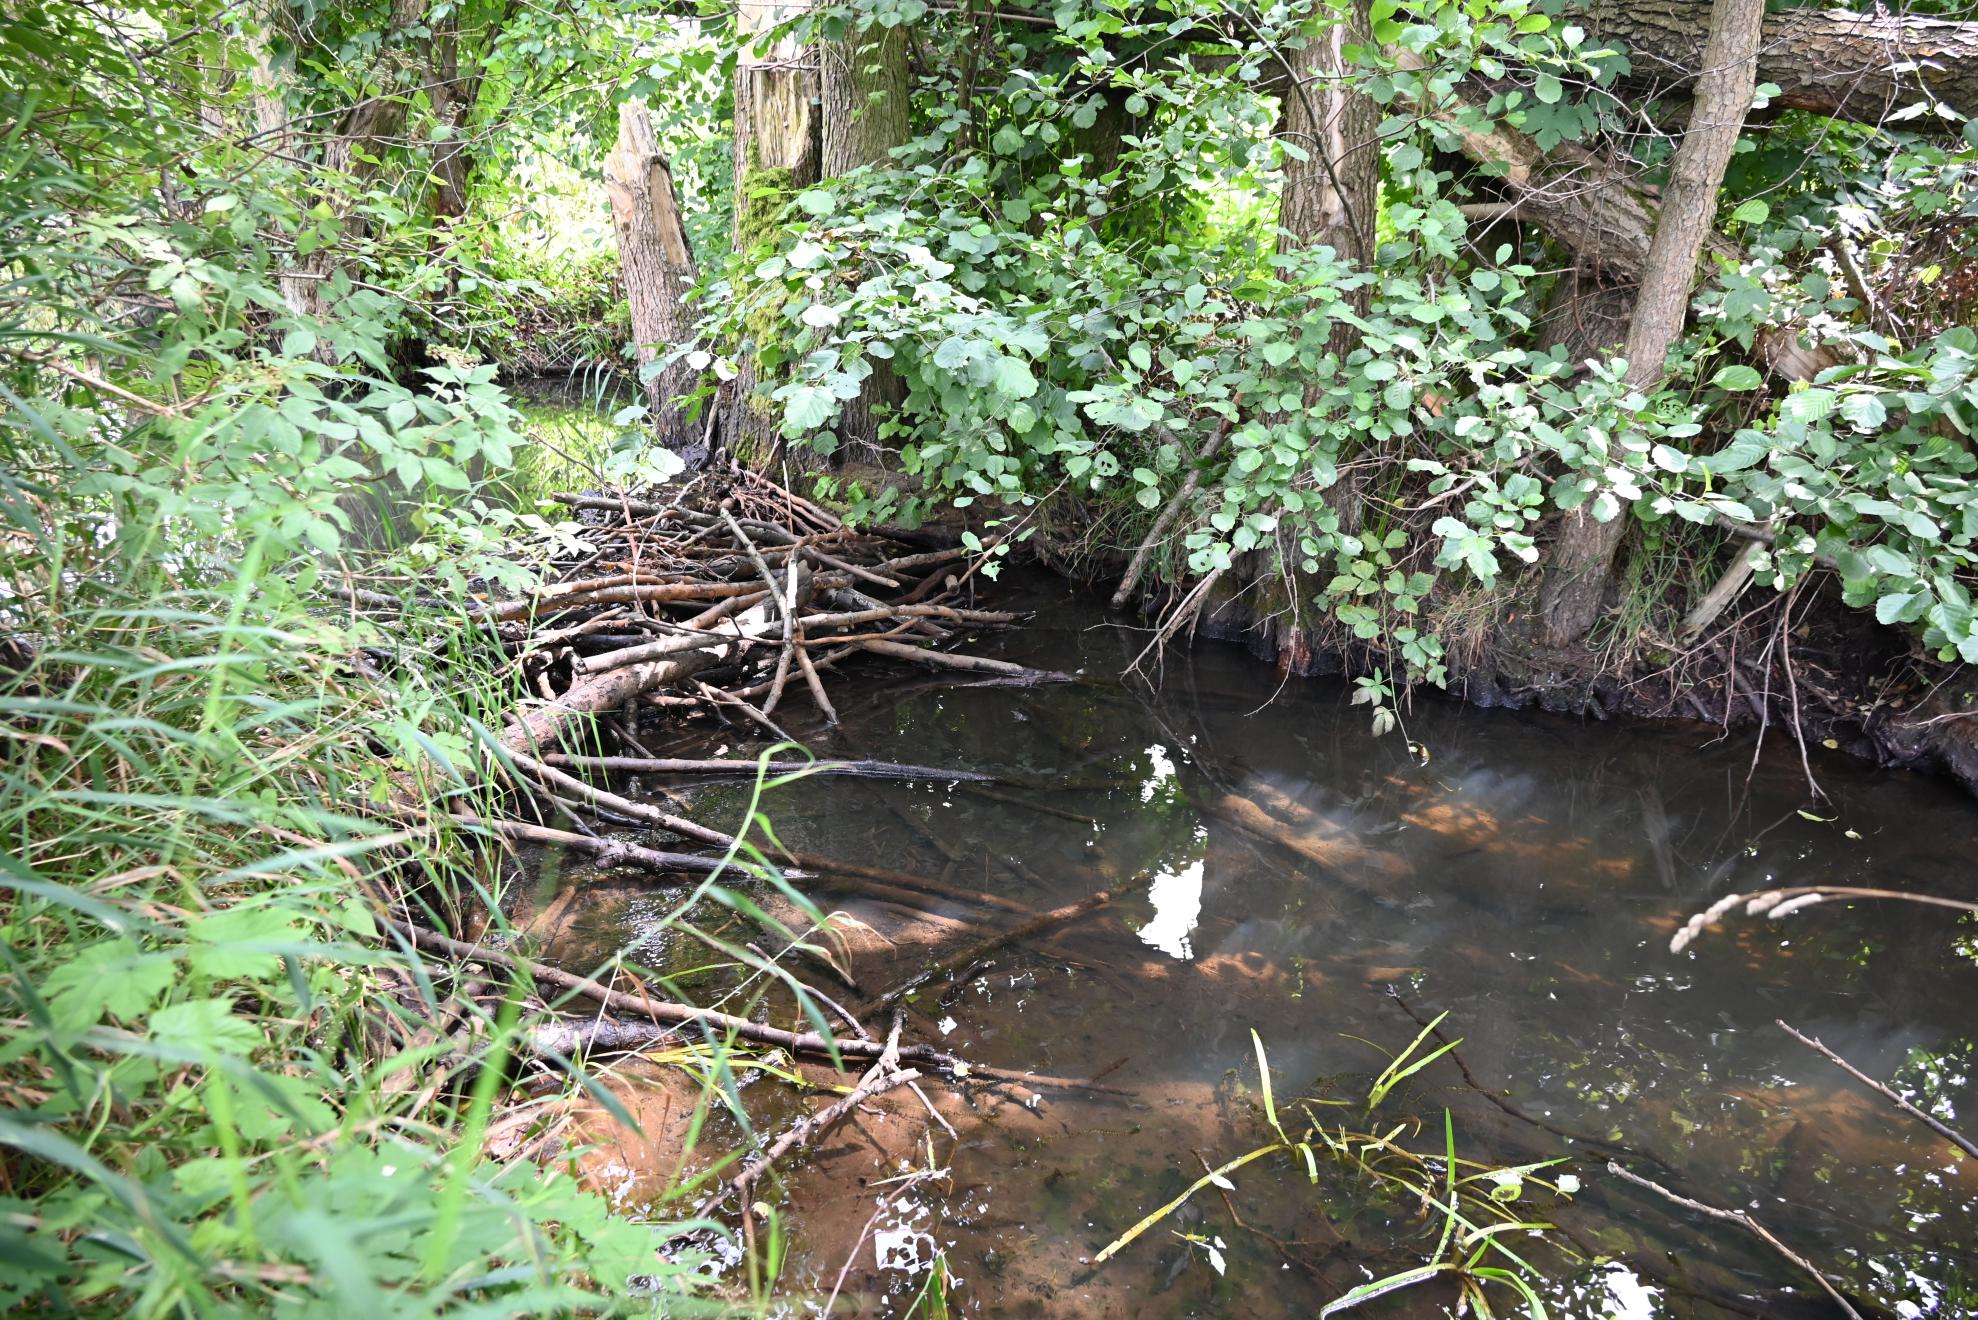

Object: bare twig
[1605,1162,1863,1319]
[1777,1019,1978,1160]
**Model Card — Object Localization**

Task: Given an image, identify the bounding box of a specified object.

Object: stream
[509,386,1978,1318]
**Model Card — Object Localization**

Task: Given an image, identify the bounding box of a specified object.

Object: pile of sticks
[340,465,1153,1222]
[478,465,1061,756]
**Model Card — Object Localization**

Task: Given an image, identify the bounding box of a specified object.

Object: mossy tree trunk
[819,18,910,464]
[1536,0,1767,646]
[731,0,821,467]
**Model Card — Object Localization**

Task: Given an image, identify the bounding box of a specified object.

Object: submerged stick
[859,870,1154,1016]
[541,753,998,783]
[1777,1019,1978,1160]
[509,752,736,849]
[1605,1162,1864,1320]
[433,811,758,878]
[391,920,1113,1091]
[727,1015,918,1218]
[852,636,1070,682]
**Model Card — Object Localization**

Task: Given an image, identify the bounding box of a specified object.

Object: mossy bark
[730,1,820,467]
[819,21,910,464]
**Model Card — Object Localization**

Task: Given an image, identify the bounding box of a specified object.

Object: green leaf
[1533,73,1562,105]
[783,386,836,431]
[990,355,1038,400]
[150,997,263,1056]
[1729,199,1770,225]
[1711,364,1764,391]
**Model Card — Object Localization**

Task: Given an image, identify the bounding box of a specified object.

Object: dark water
[538,572,1978,1318]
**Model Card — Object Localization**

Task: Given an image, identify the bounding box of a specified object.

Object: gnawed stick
[1778,1019,1978,1160]
[793,636,838,723]
[725,1014,918,1220]
[853,636,1070,682]
[1605,1161,1864,1320]
[858,870,1154,1017]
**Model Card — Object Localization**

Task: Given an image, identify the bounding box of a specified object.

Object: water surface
[548,571,1978,1318]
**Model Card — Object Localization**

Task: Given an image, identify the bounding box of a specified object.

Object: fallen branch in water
[541,753,999,783]
[858,870,1154,1017]
[1605,1161,1864,1319]
[1777,1019,1978,1160]
[724,1013,919,1221]
[388,919,1117,1092]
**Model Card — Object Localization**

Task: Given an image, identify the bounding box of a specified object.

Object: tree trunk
[427,17,483,222]
[820,19,910,464]
[605,99,707,469]
[1566,0,1978,130]
[1275,5,1378,278]
[1536,0,1767,647]
[1533,268,1633,364]
[255,0,428,349]
[1266,0,1381,663]
[731,0,821,468]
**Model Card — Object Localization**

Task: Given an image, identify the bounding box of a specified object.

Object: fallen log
[1566,0,1978,130]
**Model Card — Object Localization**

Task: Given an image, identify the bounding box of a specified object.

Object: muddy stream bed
[511,570,1978,1318]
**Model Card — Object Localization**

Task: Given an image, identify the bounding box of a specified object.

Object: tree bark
[605,99,707,468]
[1566,0,1978,130]
[1275,3,1379,289]
[426,15,487,222]
[1536,0,1767,647]
[1268,0,1380,661]
[819,19,911,463]
[731,0,821,467]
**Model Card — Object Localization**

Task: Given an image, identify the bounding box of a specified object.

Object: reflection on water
[544,571,1978,1317]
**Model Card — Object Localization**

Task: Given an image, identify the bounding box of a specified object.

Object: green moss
[731,152,802,464]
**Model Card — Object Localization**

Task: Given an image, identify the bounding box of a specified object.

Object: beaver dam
[365,466,1978,1320]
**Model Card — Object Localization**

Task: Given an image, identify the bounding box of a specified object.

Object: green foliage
[0,4,733,1310]
[702,0,1978,704]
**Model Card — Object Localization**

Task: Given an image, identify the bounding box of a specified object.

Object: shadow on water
[520,520,1978,1315]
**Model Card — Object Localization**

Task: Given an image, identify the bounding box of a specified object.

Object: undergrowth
[0,489,743,1310]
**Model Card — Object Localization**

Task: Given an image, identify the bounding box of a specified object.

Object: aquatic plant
[1093,1029,1572,1317]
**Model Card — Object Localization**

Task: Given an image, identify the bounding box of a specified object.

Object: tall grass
[0,483,744,1311]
